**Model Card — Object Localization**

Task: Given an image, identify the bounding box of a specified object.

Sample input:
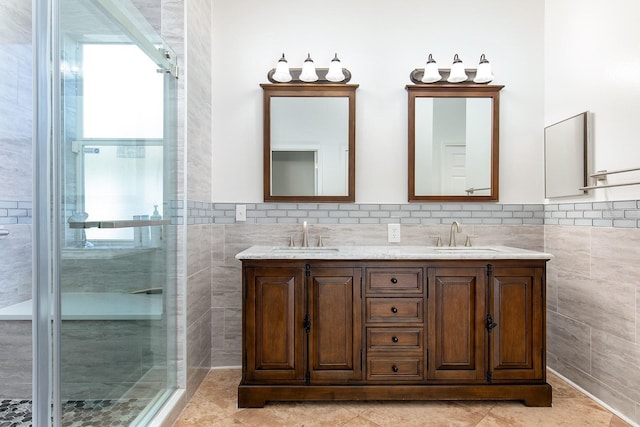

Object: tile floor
[0,398,148,427]
[174,369,633,427]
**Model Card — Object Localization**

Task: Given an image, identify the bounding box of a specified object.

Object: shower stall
[1,0,182,425]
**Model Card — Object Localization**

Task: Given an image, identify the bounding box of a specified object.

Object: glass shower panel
[0,1,34,423]
[57,0,177,425]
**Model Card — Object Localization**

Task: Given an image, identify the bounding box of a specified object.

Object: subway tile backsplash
[0,200,32,224]
[544,200,640,227]
[183,200,640,229]
[4,198,637,228]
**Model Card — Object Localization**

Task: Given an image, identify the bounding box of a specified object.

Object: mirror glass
[262,84,357,202]
[408,85,503,201]
[544,112,590,198]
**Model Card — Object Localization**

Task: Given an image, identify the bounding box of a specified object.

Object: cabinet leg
[522,384,553,407]
[237,387,266,408]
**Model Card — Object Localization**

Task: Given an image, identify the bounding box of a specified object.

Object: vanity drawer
[367,327,423,351]
[366,298,423,323]
[366,268,423,294]
[367,356,424,380]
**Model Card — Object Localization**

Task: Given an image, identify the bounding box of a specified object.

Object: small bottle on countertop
[150,205,162,248]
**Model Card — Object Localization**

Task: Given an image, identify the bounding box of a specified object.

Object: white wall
[545,0,640,202]
[211,0,544,203]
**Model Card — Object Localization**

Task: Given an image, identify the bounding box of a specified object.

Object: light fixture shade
[326,53,346,82]
[447,54,468,83]
[473,53,494,83]
[299,53,319,82]
[272,53,292,83]
[421,53,442,83]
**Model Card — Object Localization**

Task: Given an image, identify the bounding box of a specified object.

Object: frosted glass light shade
[447,54,468,83]
[326,53,346,82]
[473,54,494,83]
[299,53,318,82]
[421,53,441,83]
[272,53,292,83]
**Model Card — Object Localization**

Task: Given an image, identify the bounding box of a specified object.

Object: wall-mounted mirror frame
[262,83,358,202]
[407,84,504,202]
[544,111,590,198]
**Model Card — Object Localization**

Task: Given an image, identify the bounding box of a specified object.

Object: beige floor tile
[233,402,362,426]
[477,397,616,427]
[356,400,490,427]
[173,369,632,427]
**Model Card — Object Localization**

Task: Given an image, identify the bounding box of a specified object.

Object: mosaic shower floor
[0,398,148,427]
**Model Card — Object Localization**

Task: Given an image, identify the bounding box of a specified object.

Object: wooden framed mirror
[262,84,358,202]
[407,84,503,202]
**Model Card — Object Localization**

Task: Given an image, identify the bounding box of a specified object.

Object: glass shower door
[56,0,178,425]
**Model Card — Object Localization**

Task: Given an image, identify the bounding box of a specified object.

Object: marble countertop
[235,245,553,261]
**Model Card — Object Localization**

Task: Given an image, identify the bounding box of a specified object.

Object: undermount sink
[436,247,499,253]
[271,246,340,254]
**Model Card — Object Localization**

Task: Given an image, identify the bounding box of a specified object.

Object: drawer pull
[392,365,399,373]
[392,336,399,343]
[390,277,398,284]
[391,306,398,313]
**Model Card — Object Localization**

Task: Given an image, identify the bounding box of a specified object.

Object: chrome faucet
[449,220,461,247]
[301,221,309,247]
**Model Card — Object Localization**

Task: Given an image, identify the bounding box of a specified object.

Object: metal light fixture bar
[410,68,481,85]
[410,53,494,85]
[268,53,352,84]
[267,67,352,84]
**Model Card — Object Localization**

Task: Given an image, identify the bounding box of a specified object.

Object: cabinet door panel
[490,267,543,381]
[428,268,485,381]
[245,267,305,381]
[309,268,362,382]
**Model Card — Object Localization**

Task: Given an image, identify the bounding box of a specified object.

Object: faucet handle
[465,235,477,247]
[430,235,443,247]
[317,236,328,247]
[288,235,295,247]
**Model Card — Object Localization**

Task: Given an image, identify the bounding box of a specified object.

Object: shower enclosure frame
[32,0,183,425]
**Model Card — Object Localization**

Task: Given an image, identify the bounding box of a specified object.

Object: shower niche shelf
[68,219,170,229]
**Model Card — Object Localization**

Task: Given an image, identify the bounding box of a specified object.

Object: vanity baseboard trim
[238,383,552,408]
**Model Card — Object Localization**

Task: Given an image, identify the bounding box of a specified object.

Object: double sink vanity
[236,243,553,408]
[243,65,552,408]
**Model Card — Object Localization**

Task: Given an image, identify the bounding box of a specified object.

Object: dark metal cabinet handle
[390,277,398,284]
[392,365,399,373]
[391,307,398,313]
[486,314,497,332]
[392,336,399,343]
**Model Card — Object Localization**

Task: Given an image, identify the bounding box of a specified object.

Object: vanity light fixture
[409,53,495,85]
[272,53,292,83]
[447,54,468,83]
[473,54,494,83]
[421,54,442,83]
[326,53,346,82]
[267,53,352,84]
[299,53,319,82]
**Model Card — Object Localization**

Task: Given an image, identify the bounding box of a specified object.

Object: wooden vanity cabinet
[243,266,305,382]
[308,267,362,383]
[427,267,486,382]
[242,263,361,385]
[239,258,551,408]
[489,266,545,382]
[365,267,425,382]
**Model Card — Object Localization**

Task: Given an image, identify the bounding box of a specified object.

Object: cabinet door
[309,268,362,382]
[489,267,544,381]
[244,267,305,382]
[427,268,485,382]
